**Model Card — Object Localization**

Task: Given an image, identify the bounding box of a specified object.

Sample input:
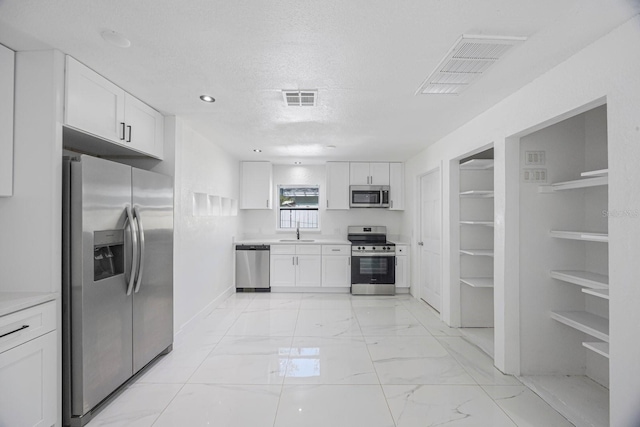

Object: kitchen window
[278,185,319,229]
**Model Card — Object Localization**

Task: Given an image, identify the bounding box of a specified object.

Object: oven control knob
[358,246,363,250]
[386,246,391,250]
[372,247,376,250]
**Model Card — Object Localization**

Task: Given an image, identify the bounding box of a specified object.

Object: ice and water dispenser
[93,230,125,281]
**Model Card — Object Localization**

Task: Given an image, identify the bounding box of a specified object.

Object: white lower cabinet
[0,301,57,427]
[321,245,351,288]
[394,245,409,289]
[296,255,322,287]
[270,254,297,287]
[270,245,321,288]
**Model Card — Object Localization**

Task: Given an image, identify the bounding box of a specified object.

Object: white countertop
[0,292,58,317]
[236,238,351,245]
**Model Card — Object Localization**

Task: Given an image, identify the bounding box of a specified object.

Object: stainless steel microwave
[350,185,390,208]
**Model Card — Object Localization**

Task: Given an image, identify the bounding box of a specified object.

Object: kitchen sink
[279,239,315,242]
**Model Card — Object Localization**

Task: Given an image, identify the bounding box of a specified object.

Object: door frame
[415,166,443,312]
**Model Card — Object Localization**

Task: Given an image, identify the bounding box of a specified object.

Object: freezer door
[132,168,174,373]
[68,155,134,416]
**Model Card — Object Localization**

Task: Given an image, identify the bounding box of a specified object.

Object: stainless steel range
[348,226,396,295]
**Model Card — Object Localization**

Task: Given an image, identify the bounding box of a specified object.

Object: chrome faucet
[296,221,300,240]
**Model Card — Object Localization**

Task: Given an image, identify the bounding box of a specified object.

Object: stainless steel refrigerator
[62,155,173,427]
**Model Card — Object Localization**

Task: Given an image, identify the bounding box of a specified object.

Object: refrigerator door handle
[125,205,139,296]
[133,206,145,293]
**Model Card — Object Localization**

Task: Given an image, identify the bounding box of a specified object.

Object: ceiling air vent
[415,34,526,96]
[282,90,317,107]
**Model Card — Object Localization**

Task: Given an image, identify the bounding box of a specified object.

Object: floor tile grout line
[272,294,301,427]
[149,382,188,426]
[475,384,524,427]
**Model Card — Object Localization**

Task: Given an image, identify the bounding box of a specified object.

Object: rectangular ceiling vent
[283,90,317,107]
[416,34,526,96]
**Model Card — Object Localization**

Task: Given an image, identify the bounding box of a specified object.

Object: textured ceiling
[1,1,638,164]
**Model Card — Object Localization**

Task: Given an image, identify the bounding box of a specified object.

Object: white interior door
[419,169,442,311]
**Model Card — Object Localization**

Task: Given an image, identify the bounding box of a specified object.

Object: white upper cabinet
[0,44,15,197]
[325,162,350,210]
[350,162,390,185]
[64,56,164,159]
[124,93,164,159]
[389,162,404,210]
[240,161,273,209]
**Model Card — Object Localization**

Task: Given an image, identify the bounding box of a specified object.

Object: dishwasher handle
[236,244,270,251]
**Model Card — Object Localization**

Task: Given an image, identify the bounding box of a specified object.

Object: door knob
[418,242,424,246]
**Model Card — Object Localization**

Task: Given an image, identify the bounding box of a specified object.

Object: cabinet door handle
[0,324,29,339]
[326,200,329,208]
[292,257,295,265]
[296,256,299,265]
[126,125,132,142]
[120,122,126,140]
[390,200,393,209]
[395,258,398,266]
[266,199,269,208]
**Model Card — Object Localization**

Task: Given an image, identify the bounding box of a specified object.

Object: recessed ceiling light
[294,162,302,165]
[200,95,215,103]
[101,30,131,48]
[253,149,262,153]
[325,145,336,149]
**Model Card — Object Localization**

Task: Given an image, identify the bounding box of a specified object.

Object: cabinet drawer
[296,245,321,255]
[396,245,408,254]
[322,245,350,255]
[270,244,296,255]
[0,301,56,354]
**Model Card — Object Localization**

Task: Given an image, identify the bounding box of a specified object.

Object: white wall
[402,16,640,426]
[241,164,405,240]
[172,119,241,333]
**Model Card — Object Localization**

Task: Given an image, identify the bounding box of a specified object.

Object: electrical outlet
[525,151,546,165]
[522,168,547,183]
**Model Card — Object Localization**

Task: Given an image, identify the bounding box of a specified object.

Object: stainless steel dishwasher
[235,244,270,292]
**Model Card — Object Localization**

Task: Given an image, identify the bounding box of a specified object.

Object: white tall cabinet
[240,161,273,209]
[0,44,14,197]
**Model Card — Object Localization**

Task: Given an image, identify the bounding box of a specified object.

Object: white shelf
[582,288,609,300]
[539,176,608,193]
[460,159,494,170]
[550,311,609,342]
[549,270,609,289]
[460,249,494,257]
[460,220,494,226]
[549,230,608,242]
[460,190,494,198]
[460,278,494,288]
[582,342,609,359]
[581,169,608,178]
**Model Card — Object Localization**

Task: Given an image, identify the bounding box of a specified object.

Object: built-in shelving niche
[458,148,495,356]
[518,104,609,427]
[192,192,238,217]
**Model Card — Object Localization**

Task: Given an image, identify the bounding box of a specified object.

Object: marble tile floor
[86,292,573,427]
